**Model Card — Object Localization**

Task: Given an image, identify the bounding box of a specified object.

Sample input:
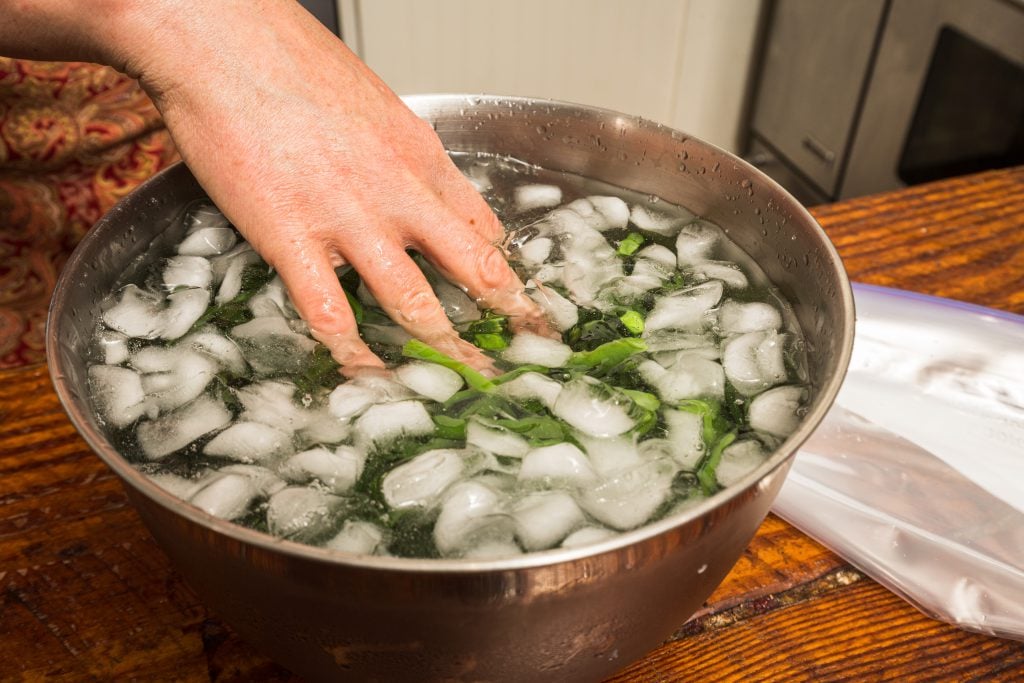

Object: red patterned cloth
[0,58,178,368]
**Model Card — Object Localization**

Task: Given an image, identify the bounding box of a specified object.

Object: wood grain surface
[1,167,1022,682]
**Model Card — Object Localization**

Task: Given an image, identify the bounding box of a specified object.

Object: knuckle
[393,287,449,327]
[476,246,514,290]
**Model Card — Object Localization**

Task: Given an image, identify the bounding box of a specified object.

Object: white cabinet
[338,0,762,153]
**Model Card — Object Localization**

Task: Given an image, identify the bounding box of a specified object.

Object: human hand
[94,0,550,372]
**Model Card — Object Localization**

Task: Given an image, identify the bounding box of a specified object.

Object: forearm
[2,0,547,370]
[0,0,135,64]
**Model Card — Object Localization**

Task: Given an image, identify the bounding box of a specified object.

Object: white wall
[339,0,761,152]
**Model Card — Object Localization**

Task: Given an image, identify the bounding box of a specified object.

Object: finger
[271,246,384,372]
[343,238,497,372]
[417,228,558,339]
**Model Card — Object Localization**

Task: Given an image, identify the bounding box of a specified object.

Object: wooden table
[2,167,1023,681]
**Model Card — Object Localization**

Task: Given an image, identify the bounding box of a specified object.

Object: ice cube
[525,282,578,332]
[748,385,807,438]
[715,439,767,487]
[635,244,677,269]
[652,345,721,367]
[433,480,512,556]
[512,491,585,551]
[581,195,630,231]
[561,525,616,548]
[496,371,562,409]
[643,330,717,354]
[722,329,789,397]
[218,464,288,496]
[432,277,481,324]
[462,540,523,559]
[135,347,218,413]
[382,448,465,509]
[675,219,723,266]
[551,377,636,438]
[266,486,342,542]
[204,421,294,463]
[209,242,254,282]
[418,258,481,324]
[630,203,695,237]
[183,201,229,231]
[102,285,165,339]
[663,409,705,468]
[328,382,381,421]
[502,333,573,368]
[88,365,148,428]
[394,361,464,403]
[96,330,130,365]
[463,159,493,192]
[237,380,312,434]
[532,262,564,287]
[190,472,258,520]
[639,356,725,403]
[466,418,530,458]
[160,287,211,340]
[563,245,623,308]
[643,281,723,334]
[296,408,351,446]
[136,395,232,460]
[354,400,434,449]
[248,274,295,319]
[147,471,210,500]
[177,206,237,257]
[350,371,415,402]
[574,433,644,477]
[162,255,212,291]
[689,261,748,290]
[600,273,663,305]
[280,445,365,494]
[359,323,413,348]
[231,316,317,375]
[514,183,562,212]
[518,443,598,485]
[717,300,782,335]
[630,258,674,281]
[324,520,387,555]
[215,249,264,304]
[180,330,249,376]
[518,237,554,266]
[580,459,677,530]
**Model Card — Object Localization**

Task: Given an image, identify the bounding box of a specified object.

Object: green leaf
[473,333,508,350]
[622,388,660,412]
[565,310,631,351]
[432,415,466,439]
[567,338,647,374]
[292,344,342,396]
[617,231,646,256]
[461,312,511,350]
[492,416,568,444]
[402,339,495,392]
[618,309,645,335]
[491,364,549,386]
[188,263,275,333]
[343,287,364,324]
[697,431,737,495]
[676,399,727,446]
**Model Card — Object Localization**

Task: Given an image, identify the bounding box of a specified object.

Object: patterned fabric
[0,58,178,368]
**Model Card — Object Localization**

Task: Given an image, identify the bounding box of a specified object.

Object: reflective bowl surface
[47,94,854,682]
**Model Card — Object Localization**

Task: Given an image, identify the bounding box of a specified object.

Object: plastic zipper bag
[772,283,1024,640]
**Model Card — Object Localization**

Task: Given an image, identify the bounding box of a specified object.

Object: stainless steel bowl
[47,95,854,682]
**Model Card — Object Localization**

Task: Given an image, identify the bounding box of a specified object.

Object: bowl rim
[46,93,855,574]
